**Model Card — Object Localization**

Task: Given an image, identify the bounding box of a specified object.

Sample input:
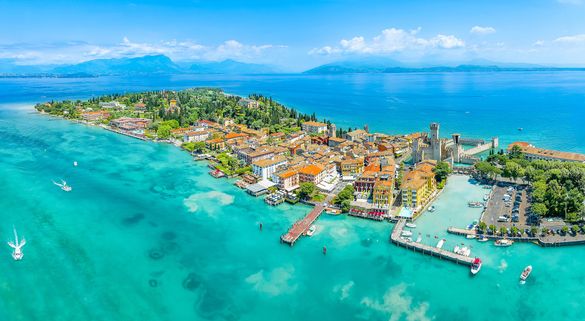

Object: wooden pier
[390,220,476,266]
[281,204,325,246]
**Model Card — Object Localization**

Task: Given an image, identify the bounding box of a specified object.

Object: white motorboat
[453,245,460,253]
[405,223,417,228]
[477,236,489,242]
[7,227,26,261]
[401,231,413,237]
[436,239,445,249]
[470,258,482,275]
[428,206,436,213]
[53,179,72,192]
[520,265,532,282]
[306,225,316,237]
[415,234,422,243]
[494,239,514,247]
[466,234,476,239]
[73,161,78,167]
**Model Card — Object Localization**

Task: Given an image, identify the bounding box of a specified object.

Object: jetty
[281,203,325,246]
[390,220,476,266]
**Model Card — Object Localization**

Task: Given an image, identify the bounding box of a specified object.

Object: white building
[252,156,288,180]
[183,130,210,142]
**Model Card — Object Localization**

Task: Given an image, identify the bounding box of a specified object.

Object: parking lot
[481,182,532,232]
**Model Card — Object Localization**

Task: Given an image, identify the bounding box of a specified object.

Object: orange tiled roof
[508,142,585,162]
[299,164,325,176]
[225,132,249,140]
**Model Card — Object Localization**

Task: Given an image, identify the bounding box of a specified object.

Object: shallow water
[1,72,585,320]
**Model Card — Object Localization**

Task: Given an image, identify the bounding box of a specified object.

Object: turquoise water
[1,73,585,320]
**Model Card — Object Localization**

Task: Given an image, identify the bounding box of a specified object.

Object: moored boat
[466,234,476,239]
[494,239,514,247]
[520,265,532,282]
[470,258,482,275]
[401,231,413,237]
[468,201,483,208]
[436,239,445,249]
[306,225,317,236]
[405,223,417,228]
[477,235,489,242]
[428,206,436,213]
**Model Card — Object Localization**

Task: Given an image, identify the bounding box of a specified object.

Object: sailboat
[53,179,72,192]
[7,227,26,261]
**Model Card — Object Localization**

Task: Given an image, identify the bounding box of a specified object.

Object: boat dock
[281,204,325,246]
[390,220,476,266]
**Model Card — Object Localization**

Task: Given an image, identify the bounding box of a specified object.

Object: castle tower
[329,123,337,138]
[452,133,461,163]
[364,124,369,133]
[430,122,441,161]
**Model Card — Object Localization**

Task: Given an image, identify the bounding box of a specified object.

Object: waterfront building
[276,169,300,192]
[301,121,328,134]
[400,161,437,210]
[184,130,210,143]
[373,177,394,208]
[110,117,151,134]
[236,147,275,164]
[252,156,288,180]
[80,111,110,122]
[225,132,249,142]
[508,142,585,163]
[205,138,226,151]
[99,101,126,109]
[298,164,326,185]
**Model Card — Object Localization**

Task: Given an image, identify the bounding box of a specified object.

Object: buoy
[322,246,327,255]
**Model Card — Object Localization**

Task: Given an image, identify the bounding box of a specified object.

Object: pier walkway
[281,204,325,246]
[390,220,476,266]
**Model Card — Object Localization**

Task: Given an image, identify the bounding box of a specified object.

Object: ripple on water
[121,213,145,226]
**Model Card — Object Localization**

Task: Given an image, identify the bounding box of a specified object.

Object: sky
[2,0,585,70]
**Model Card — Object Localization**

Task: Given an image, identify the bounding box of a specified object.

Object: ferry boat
[436,239,445,249]
[53,179,72,192]
[405,223,417,228]
[470,258,482,275]
[401,231,413,237]
[520,265,532,282]
[306,225,317,237]
[7,227,26,261]
[494,239,514,247]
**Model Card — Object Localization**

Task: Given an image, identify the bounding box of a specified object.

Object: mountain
[51,55,181,76]
[188,59,281,74]
[304,58,585,74]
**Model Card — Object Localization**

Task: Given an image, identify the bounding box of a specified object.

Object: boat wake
[52,179,72,192]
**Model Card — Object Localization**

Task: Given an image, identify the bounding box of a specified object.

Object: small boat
[483,194,489,201]
[401,231,413,237]
[466,234,476,239]
[428,206,436,213]
[494,239,514,247]
[436,239,445,249]
[468,201,483,208]
[518,127,523,131]
[7,227,26,261]
[482,186,492,190]
[416,234,422,243]
[405,223,417,228]
[53,179,72,192]
[73,161,78,167]
[453,245,460,253]
[306,225,316,236]
[520,265,532,282]
[477,236,489,242]
[461,247,471,256]
[470,258,482,275]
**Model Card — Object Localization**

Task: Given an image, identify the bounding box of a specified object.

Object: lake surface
[1,73,585,321]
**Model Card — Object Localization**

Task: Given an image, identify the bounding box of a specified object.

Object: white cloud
[0,37,285,65]
[533,40,545,46]
[361,283,433,321]
[470,26,496,35]
[554,34,585,44]
[557,0,583,4]
[309,27,464,56]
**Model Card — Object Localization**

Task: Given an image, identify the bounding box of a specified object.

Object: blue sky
[2,0,585,70]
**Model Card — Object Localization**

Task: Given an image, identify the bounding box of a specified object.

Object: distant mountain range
[304,57,585,74]
[0,55,282,77]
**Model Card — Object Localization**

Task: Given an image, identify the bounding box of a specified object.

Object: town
[36,88,585,262]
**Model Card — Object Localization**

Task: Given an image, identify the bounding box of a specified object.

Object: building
[276,170,300,192]
[99,101,125,109]
[206,138,226,151]
[252,156,287,180]
[80,111,110,122]
[236,148,275,164]
[328,123,337,138]
[340,158,364,178]
[110,117,151,134]
[301,121,328,134]
[298,164,326,185]
[184,130,210,142]
[238,98,260,108]
[508,142,585,163]
[343,129,369,142]
[400,161,437,209]
[373,176,394,209]
[134,102,146,112]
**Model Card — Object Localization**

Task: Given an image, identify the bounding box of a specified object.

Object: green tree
[298,182,316,200]
[530,226,538,236]
[478,221,487,233]
[571,225,580,236]
[433,161,452,182]
[561,226,569,235]
[499,227,508,237]
[531,202,548,216]
[489,224,497,235]
[509,145,523,159]
[341,200,351,213]
[157,124,172,139]
[333,184,355,206]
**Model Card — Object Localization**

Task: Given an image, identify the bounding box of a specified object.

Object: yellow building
[373,178,394,208]
[341,158,364,177]
[400,162,436,209]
